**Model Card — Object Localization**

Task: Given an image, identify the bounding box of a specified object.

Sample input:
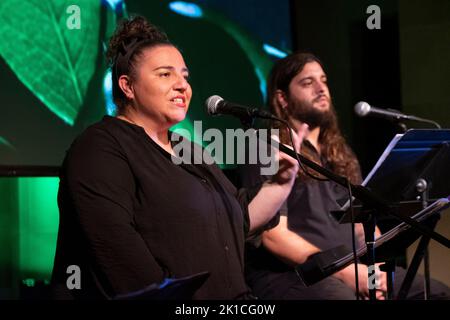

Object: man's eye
[160,72,170,77]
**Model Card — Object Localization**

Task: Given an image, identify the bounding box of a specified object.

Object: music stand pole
[424,249,431,299]
[396,216,439,300]
[416,178,431,299]
[383,260,396,300]
[362,211,377,300]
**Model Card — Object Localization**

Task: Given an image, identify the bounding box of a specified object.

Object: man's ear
[118,75,134,100]
[275,89,288,109]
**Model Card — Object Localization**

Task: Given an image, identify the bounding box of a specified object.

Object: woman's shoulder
[72,116,139,148]
[59,117,137,190]
[63,116,134,163]
[80,115,132,136]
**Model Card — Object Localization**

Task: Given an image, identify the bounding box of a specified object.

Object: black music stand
[336,129,450,300]
[250,122,450,300]
[296,197,450,291]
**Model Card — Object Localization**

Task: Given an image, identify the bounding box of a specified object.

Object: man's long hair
[267,52,362,184]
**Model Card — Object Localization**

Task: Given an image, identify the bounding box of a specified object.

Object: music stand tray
[113,271,210,300]
[336,129,450,223]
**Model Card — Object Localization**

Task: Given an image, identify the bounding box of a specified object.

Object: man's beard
[288,96,334,130]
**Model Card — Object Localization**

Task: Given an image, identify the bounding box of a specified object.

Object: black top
[51,116,258,300]
[282,177,353,251]
[239,141,357,292]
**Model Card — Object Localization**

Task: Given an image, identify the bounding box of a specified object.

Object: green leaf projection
[0,136,14,150]
[202,9,274,101]
[0,0,100,126]
[168,2,289,102]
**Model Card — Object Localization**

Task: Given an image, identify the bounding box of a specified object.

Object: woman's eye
[160,72,170,78]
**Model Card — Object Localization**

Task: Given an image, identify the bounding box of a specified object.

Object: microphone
[354,101,410,120]
[205,95,278,120]
[354,101,441,128]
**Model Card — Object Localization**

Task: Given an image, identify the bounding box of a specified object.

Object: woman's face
[130,45,192,128]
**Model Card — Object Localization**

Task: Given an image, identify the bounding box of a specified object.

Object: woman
[51,16,306,299]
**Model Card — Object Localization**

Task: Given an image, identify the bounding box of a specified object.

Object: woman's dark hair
[267,52,362,184]
[106,16,172,114]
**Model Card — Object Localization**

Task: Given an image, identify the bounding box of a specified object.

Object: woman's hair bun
[106,15,169,65]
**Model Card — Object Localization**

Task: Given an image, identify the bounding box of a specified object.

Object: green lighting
[22,278,35,288]
[171,117,204,147]
[17,178,59,281]
[199,7,276,102]
[0,177,59,298]
[0,136,14,150]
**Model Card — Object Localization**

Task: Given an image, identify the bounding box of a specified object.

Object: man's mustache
[312,94,330,103]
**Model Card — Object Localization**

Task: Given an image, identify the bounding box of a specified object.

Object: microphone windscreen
[205,95,223,115]
[354,101,371,117]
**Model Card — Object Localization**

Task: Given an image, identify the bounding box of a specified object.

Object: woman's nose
[174,74,189,91]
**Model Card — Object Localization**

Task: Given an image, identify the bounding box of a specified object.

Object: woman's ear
[118,75,134,100]
[275,90,288,110]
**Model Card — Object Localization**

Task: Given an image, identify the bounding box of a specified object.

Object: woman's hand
[271,124,309,187]
[247,124,308,232]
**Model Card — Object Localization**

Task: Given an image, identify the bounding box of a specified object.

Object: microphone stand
[238,112,449,300]
[271,139,450,246]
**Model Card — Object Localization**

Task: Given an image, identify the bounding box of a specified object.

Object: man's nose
[314,80,327,94]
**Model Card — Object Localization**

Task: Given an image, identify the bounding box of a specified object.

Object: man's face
[285,61,333,129]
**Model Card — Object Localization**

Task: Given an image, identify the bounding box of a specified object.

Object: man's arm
[333,224,386,299]
[262,217,386,299]
[261,216,321,265]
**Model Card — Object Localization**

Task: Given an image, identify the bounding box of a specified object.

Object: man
[240,52,450,300]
